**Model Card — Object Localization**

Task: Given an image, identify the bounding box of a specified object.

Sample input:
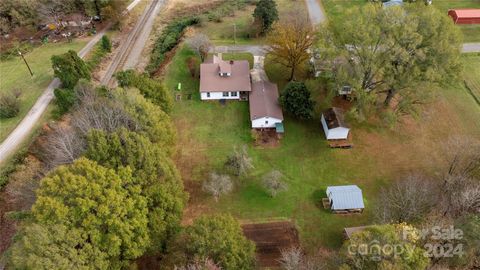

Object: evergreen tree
[279,81,315,120]
[253,0,278,34]
[51,50,90,89]
[100,35,112,52]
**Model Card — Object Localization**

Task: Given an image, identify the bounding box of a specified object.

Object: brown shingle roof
[249,81,284,121]
[199,55,251,93]
[323,107,348,129]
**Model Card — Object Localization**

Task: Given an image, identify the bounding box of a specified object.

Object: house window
[223,92,229,97]
[206,92,210,98]
[231,91,237,97]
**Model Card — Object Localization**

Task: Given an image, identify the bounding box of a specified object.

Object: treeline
[3,37,256,269]
[0,0,126,35]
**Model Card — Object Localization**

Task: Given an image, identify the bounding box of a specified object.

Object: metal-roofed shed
[326,185,364,213]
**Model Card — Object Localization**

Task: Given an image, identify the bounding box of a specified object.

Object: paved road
[462,43,480,53]
[0,0,144,165]
[305,0,326,25]
[212,45,269,56]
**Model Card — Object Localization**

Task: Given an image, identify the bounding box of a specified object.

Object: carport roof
[326,185,364,210]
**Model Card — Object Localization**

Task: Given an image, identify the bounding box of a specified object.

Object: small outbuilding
[448,9,480,25]
[326,185,365,213]
[321,107,350,140]
[383,0,403,8]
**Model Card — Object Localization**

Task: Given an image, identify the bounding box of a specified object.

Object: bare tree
[37,0,74,26]
[174,258,221,270]
[71,98,138,137]
[442,174,480,217]
[202,173,233,202]
[224,145,254,177]
[5,156,44,210]
[375,174,438,223]
[186,33,212,62]
[38,124,86,168]
[279,247,325,270]
[262,170,287,197]
[265,10,315,80]
[443,136,480,178]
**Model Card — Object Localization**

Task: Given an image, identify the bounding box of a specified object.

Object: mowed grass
[0,39,89,142]
[321,0,480,42]
[463,53,480,102]
[164,46,480,249]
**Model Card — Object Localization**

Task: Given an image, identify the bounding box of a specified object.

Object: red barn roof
[448,9,480,25]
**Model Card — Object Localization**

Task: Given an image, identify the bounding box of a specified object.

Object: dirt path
[463,42,480,53]
[0,0,149,165]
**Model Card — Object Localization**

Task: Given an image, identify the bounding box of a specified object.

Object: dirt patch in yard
[242,221,300,268]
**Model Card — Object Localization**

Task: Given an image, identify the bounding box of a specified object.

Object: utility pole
[233,23,237,46]
[18,51,33,77]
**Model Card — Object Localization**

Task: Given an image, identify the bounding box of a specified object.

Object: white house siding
[321,114,349,140]
[200,91,240,100]
[251,117,282,129]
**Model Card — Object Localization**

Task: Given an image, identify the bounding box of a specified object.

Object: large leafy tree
[180,214,256,270]
[30,158,150,268]
[320,4,462,119]
[340,224,429,270]
[253,0,278,34]
[51,50,90,89]
[8,224,109,270]
[85,128,187,251]
[279,81,315,119]
[115,88,176,153]
[116,70,173,113]
[266,14,315,80]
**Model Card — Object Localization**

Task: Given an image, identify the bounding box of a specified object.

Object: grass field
[192,0,309,45]
[164,46,480,249]
[463,53,480,103]
[321,0,480,42]
[0,39,89,142]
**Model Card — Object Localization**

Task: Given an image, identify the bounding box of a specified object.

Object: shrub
[53,88,76,115]
[0,90,21,118]
[100,35,112,52]
[147,17,200,74]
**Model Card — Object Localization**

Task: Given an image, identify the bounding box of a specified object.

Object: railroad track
[101,0,160,86]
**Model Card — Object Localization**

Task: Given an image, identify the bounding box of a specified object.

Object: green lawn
[321,0,480,42]
[164,46,480,250]
[463,53,480,102]
[0,39,89,142]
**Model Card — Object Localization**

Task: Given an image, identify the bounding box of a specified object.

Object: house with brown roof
[321,107,350,140]
[249,81,284,129]
[199,54,251,100]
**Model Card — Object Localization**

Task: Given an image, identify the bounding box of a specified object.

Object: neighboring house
[199,54,251,100]
[249,81,284,129]
[321,107,350,140]
[326,185,365,213]
[448,9,480,25]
